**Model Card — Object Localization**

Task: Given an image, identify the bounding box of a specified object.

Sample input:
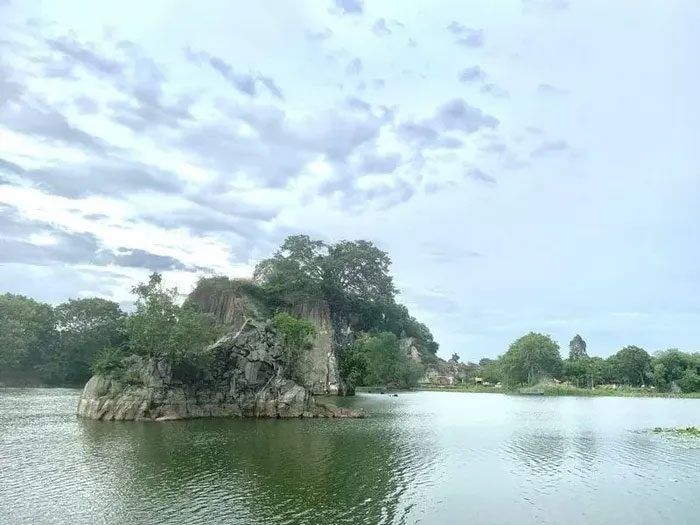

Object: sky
[1,0,699,362]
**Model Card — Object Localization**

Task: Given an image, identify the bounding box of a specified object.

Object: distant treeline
[452,333,700,393]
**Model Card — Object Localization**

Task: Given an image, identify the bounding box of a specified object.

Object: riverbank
[377,383,700,398]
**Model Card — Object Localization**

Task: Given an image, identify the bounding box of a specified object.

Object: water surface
[1,389,698,524]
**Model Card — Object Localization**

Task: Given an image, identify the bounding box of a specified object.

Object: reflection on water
[1,389,699,524]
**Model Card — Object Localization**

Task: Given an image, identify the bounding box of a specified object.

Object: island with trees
[1,235,440,419]
[1,235,699,417]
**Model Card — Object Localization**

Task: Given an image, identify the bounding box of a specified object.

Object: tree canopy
[501,332,563,386]
[569,334,588,360]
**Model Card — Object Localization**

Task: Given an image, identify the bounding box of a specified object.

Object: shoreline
[410,384,700,399]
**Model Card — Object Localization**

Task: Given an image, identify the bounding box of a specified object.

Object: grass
[534,384,700,398]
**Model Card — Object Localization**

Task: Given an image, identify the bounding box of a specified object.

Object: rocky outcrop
[76,319,363,421]
[401,337,422,363]
[188,280,347,396]
[289,299,340,395]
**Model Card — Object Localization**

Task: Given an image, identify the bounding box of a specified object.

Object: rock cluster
[77,319,363,421]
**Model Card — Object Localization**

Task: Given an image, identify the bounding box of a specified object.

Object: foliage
[342,332,424,388]
[48,298,125,384]
[0,293,54,370]
[90,346,127,376]
[254,235,438,358]
[501,332,563,386]
[125,273,224,360]
[609,345,651,387]
[272,312,317,383]
[568,334,588,360]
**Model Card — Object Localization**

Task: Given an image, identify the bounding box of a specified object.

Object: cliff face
[187,281,346,396]
[76,319,362,421]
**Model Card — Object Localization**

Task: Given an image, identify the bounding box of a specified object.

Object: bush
[272,312,317,382]
[90,347,126,377]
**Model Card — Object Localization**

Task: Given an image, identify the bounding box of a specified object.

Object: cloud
[396,98,497,151]
[372,78,385,89]
[306,28,333,42]
[530,139,569,157]
[480,141,508,153]
[0,157,24,175]
[20,158,184,198]
[334,0,363,15]
[346,96,371,112]
[373,18,392,36]
[0,205,190,270]
[143,207,269,243]
[465,167,496,184]
[0,100,112,154]
[481,83,509,98]
[459,66,486,82]
[46,34,124,77]
[433,99,499,133]
[446,22,484,48]
[396,122,463,150]
[537,83,568,96]
[180,103,385,188]
[185,48,284,99]
[73,96,99,114]
[341,180,416,212]
[358,152,401,174]
[522,0,570,13]
[345,57,363,76]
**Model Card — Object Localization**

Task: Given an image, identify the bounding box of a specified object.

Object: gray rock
[77,319,364,421]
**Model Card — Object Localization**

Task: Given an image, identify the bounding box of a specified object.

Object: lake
[1,389,698,524]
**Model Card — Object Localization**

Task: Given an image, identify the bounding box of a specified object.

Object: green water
[1,389,699,524]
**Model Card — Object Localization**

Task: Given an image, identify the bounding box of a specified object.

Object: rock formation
[77,319,363,421]
[187,280,351,396]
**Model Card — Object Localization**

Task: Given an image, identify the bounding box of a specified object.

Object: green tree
[501,332,563,386]
[678,368,700,393]
[344,332,424,388]
[568,334,588,360]
[323,240,397,307]
[0,294,54,372]
[254,235,327,303]
[124,273,223,361]
[564,358,589,387]
[47,298,125,384]
[450,353,460,363]
[610,345,651,386]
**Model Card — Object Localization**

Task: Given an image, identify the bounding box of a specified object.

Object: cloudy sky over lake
[1,0,698,361]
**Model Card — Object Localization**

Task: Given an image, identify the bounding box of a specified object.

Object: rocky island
[76,235,441,421]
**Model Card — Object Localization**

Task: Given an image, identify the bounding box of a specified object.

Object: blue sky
[1,0,699,361]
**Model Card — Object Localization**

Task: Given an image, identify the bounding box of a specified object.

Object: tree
[125,273,223,360]
[564,358,588,387]
[323,240,397,306]
[343,332,424,388]
[501,332,563,386]
[0,294,54,372]
[47,298,125,384]
[568,334,588,360]
[253,235,327,303]
[450,353,460,363]
[610,345,651,386]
